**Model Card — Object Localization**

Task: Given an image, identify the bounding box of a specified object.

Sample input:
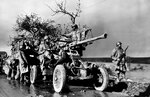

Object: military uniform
[111,42,127,82]
[111,47,124,66]
[62,24,80,42]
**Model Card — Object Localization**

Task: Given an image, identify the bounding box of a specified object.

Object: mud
[0,74,128,97]
[1,63,150,97]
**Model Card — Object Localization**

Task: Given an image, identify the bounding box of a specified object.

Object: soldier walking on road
[111,42,124,66]
[111,41,127,82]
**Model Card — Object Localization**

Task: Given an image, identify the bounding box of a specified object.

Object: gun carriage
[52,31,128,93]
[53,32,110,92]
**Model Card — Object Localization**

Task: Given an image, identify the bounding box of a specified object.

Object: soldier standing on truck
[38,36,49,80]
[62,24,80,42]
[80,25,92,41]
[39,36,56,81]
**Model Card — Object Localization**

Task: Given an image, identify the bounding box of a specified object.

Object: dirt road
[1,62,150,97]
[0,74,128,97]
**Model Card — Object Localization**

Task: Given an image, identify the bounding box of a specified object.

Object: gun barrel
[69,32,107,47]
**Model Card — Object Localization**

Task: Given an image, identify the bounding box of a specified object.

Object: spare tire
[93,67,109,91]
[53,65,66,93]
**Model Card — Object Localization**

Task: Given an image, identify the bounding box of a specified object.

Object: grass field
[126,63,150,83]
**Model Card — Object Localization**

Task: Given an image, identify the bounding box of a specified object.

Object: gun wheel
[53,65,66,93]
[93,67,109,91]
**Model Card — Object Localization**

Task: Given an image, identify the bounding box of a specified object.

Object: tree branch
[47,0,81,24]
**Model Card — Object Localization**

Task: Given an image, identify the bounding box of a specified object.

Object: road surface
[0,74,128,97]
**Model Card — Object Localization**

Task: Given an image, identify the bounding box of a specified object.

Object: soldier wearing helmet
[62,24,80,42]
[111,41,127,81]
[111,41,124,66]
[54,45,71,66]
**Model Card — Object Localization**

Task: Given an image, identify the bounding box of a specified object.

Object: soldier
[18,40,29,82]
[62,24,80,42]
[39,36,56,81]
[80,25,91,41]
[38,40,45,72]
[55,45,71,66]
[10,58,19,79]
[44,36,50,49]
[19,40,28,66]
[19,39,39,82]
[111,41,127,82]
[38,39,46,80]
[111,41,124,66]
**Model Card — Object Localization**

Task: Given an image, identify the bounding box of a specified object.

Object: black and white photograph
[0,0,150,97]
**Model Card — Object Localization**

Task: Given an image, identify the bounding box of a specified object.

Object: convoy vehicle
[3,30,128,91]
[3,49,42,84]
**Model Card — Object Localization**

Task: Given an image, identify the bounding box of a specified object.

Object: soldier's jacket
[65,30,78,41]
[38,42,45,54]
[111,48,125,64]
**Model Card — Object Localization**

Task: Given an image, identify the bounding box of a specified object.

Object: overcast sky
[0,0,150,57]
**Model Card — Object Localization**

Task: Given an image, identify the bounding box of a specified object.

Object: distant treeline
[81,57,150,64]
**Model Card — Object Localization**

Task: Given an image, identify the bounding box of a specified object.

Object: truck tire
[93,67,109,91]
[30,65,37,84]
[15,65,20,80]
[53,65,66,93]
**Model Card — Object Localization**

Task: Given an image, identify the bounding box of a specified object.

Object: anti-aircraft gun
[53,32,110,93]
[59,32,107,56]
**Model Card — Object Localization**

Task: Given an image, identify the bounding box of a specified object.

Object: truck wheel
[53,65,66,93]
[93,67,109,91]
[15,65,20,80]
[30,65,37,84]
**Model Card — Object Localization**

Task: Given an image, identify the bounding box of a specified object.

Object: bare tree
[48,0,81,24]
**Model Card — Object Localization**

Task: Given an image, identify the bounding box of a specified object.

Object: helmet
[116,41,122,46]
[71,24,78,29]
[44,36,48,40]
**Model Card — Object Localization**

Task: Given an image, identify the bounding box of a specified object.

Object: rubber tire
[15,65,20,80]
[53,65,66,93]
[30,65,37,84]
[93,67,109,91]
